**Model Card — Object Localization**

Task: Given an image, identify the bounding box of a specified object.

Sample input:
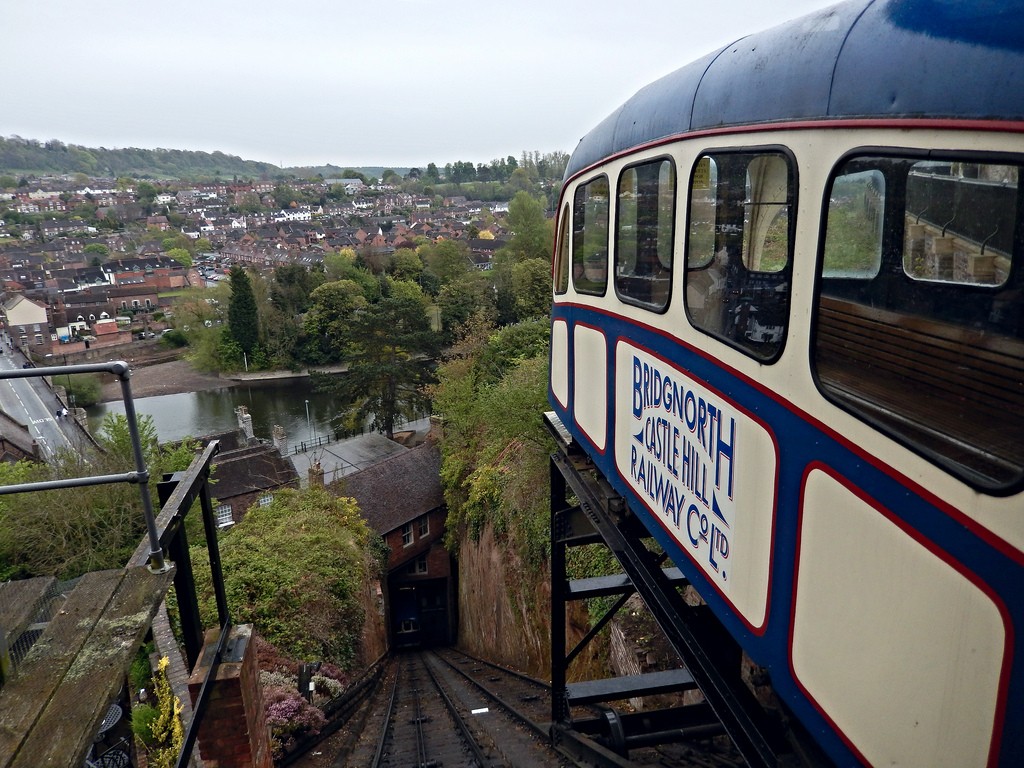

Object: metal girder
[548,412,800,767]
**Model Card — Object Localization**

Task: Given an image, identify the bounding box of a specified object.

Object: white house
[1,295,52,351]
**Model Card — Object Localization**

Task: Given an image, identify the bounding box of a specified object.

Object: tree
[317,279,439,438]
[302,279,368,363]
[84,242,109,261]
[271,263,324,316]
[502,191,552,262]
[492,191,555,323]
[511,258,552,319]
[389,249,424,282]
[420,240,471,285]
[430,317,553,562]
[236,192,263,213]
[323,250,380,301]
[227,266,259,358]
[136,181,158,205]
[191,486,379,665]
[63,373,102,408]
[436,273,494,342]
[0,415,199,580]
[166,247,192,268]
[161,234,193,253]
[272,184,299,209]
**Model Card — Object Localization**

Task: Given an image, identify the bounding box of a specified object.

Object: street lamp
[305,400,312,442]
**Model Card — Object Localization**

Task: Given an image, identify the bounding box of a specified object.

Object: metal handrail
[0,360,233,767]
[0,360,166,572]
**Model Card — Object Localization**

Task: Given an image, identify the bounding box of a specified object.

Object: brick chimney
[308,460,325,488]
[187,624,272,768]
[235,406,255,442]
[272,424,287,453]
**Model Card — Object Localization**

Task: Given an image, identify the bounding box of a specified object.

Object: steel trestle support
[547,412,816,768]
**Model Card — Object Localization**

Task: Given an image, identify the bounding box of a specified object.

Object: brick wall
[187,624,272,768]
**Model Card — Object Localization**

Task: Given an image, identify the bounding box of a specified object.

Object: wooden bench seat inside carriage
[815,295,1024,485]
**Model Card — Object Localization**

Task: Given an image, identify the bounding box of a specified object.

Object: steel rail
[420,652,494,767]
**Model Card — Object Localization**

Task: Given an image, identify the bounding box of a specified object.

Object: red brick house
[209,443,301,528]
[0,410,41,463]
[332,442,454,647]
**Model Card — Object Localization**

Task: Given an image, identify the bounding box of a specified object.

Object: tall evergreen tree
[227,266,259,356]
[317,279,439,439]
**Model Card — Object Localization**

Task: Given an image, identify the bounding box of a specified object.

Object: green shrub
[191,487,376,667]
[63,373,102,408]
[131,703,159,746]
[160,329,188,348]
[129,647,153,693]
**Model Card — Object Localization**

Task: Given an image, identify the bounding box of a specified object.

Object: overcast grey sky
[6,0,839,170]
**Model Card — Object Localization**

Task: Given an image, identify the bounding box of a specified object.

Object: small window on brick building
[402,523,414,546]
[216,504,234,528]
[258,494,273,507]
[418,516,429,537]
[406,554,428,576]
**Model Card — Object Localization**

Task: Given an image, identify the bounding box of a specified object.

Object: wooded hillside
[0,136,284,179]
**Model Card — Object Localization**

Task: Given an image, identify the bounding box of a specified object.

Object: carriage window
[685,151,793,361]
[823,169,884,277]
[904,161,1015,286]
[815,153,1023,491]
[615,158,674,309]
[572,175,610,295]
[554,204,570,294]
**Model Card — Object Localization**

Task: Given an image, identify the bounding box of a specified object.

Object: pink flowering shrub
[254,634,352,758]
[263,685,327,758]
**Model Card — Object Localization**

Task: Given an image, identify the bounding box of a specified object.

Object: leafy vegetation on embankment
[191,486,386,668]
[431,315,622,675]
[432,315,554,566]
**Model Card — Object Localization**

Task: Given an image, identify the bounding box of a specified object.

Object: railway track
[363,650,558,767]
[338,648,742,768]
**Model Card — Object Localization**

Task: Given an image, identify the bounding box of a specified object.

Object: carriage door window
[822,168,884,277]
[572,175,610,295]
[815,155,1022,490]
[685,151,793,360]
[615,158,675,310]
[554,204,571,294]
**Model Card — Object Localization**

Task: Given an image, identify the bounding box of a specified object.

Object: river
[86,378,346,446]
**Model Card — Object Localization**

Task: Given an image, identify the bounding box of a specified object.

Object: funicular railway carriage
[548,1,1024,765]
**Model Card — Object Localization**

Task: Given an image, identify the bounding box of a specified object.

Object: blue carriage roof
[564,0,1024,180]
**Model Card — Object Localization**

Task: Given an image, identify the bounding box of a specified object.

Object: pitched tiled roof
[211,444,299,500]
[0,410,38,459]
[331,442,443,534]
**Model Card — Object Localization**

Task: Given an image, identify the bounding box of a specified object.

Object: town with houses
[0,175,511,359]
[0,170,485,766]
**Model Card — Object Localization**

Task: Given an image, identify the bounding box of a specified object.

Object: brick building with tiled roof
[208,443,301,528]
[331,441,454,647]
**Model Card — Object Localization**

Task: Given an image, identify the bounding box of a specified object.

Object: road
[0,346,82,460]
